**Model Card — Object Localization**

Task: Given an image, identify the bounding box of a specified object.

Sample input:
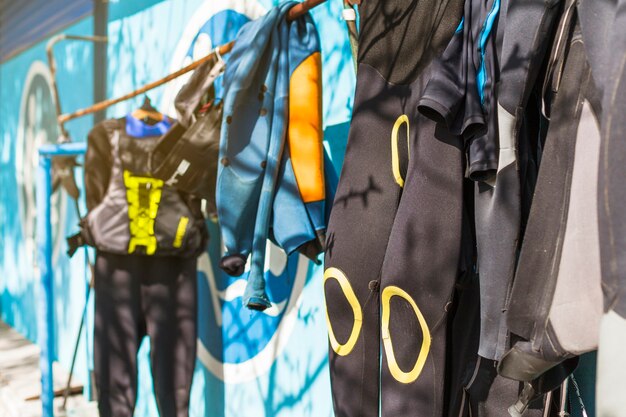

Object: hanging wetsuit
[490,0,566,366]
[84,115,207,417]
[151,53,226,211]
[323,0,465,416]
[498,2,604,388]
[584,0,626,414]
[216,3,333,310]
[419,0,513,362]
[415,1,551,415]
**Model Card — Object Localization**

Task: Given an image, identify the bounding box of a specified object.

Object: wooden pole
[58,0,327,124]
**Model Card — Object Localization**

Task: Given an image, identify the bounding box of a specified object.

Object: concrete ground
[0,321,98,417]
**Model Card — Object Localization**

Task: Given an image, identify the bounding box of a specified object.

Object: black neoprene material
[219,254,247,276]
[94,252,197,417]
[324,57,464,415]
[578,0,615,94]
[497,0,563,115]
[459,357,548,417]
[418,0,522,363]
[379,108,463,417]
[442,203,548,417]
[84,122,114,211]
[507,26,591,344]
[418,0,501,180]
[357,0,463,85]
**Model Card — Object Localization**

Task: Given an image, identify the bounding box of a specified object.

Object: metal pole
[559,378,570,417]
[94,0,109,125]
[61,195,90,409]
[37,153,55,417]
[36,142,87,417]
[61,289,90,410]
[46,35,69,139]
[46,34,108,140]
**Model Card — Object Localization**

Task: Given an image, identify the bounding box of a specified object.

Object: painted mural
[0,16,96,390]
[0,0,355,416]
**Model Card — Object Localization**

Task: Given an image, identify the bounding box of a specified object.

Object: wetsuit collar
[125,114,172,138]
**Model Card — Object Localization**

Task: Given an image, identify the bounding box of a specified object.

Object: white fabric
[549,101,603,353]
[596,310,626,417]
[342,8,356,21]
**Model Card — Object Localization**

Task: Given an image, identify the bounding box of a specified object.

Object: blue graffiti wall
[0,15,96,388]
[0,1,355,416]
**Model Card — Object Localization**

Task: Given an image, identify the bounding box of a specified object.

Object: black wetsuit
[415,1,557,415]
[85,117,203,417]
[419,0,512,362]
[93,252,197,417]
[323,1,466,416]
[506,14,603,365]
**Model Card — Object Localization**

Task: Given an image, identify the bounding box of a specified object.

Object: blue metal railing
[37,142,87,417]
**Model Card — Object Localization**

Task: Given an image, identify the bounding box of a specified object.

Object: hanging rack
[57,0,328,126]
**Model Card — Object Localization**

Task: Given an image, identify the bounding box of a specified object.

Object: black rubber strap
[66,232,85,258]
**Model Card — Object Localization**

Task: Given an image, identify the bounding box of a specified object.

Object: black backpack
[151,102,222,212]
[151,54,225,212]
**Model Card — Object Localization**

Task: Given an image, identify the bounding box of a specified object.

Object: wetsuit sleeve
[84,123,113,211]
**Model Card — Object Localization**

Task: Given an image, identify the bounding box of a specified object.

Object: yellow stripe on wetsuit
[288,51,325,203]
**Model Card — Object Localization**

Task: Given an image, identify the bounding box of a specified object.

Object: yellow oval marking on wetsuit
[391,115,410,188]
[323,267,363,356]
[381,285,431,384]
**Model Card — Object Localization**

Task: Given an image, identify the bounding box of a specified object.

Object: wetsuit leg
[141,256,197,417]
[324,0,463,414]
[446,184,548,417]
[94,252,144,417]
[378,118,464,416]
[323,63,407,417]
[463,357,547,417]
